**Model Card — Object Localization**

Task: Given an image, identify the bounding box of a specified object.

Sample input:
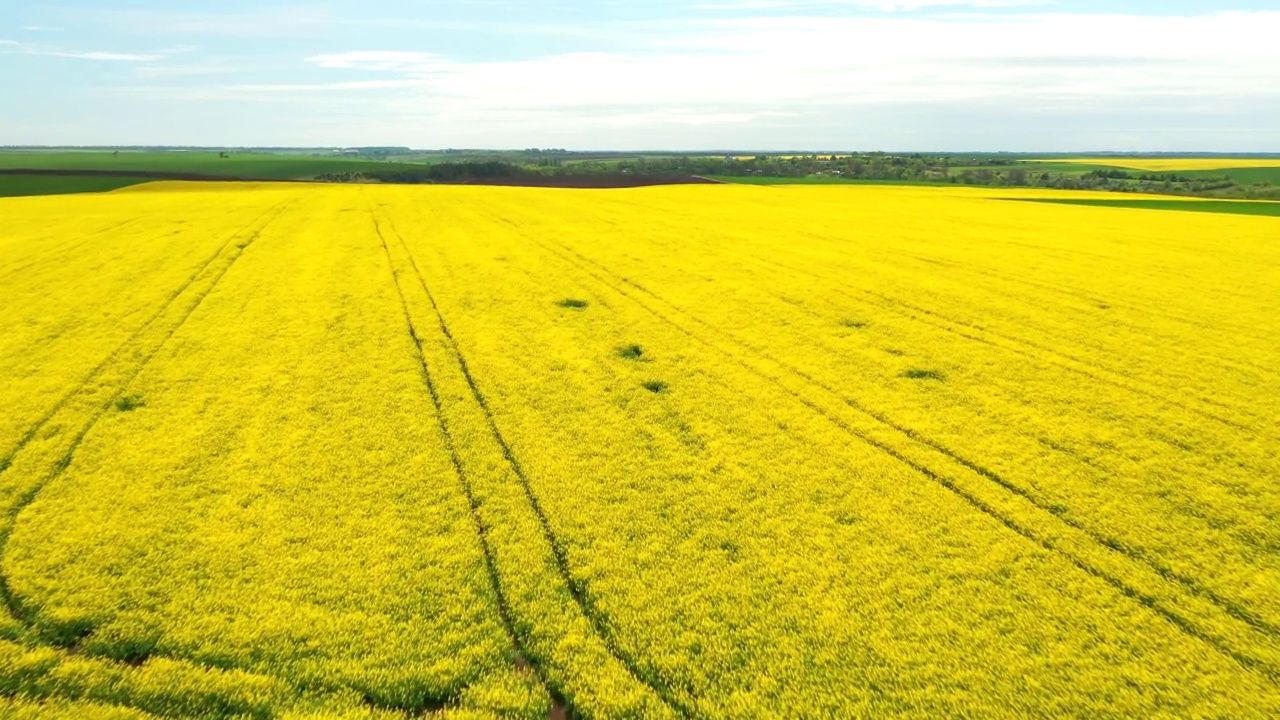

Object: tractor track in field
[370,202,696,720]
[518,230,1280,680]
[620,218,1262,428]
[367,200,566,717]
[0,201,287,619]
[525,222,1279,640]
[0,202,352,719]
[0,199,480,717]
[5,196,558,720]
[776,292,1280,639]
[860,288,1253,424]
[743,249,1258,429]
[741,249,1267,457]
[0,217,146,286]
[709,249,1280,633]
[743,284,1280,638]
[887,246,1279,372]
[0,203,287,479]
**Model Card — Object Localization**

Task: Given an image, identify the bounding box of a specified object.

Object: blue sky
[2,1,1279,150]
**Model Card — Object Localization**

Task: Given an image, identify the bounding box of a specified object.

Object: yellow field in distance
[1041,157,1280,171]
[0,181,1277,718]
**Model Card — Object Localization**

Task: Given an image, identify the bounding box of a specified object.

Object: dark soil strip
[375,208,694,719]
[527,234,1280,681]
[426,173,720,189]
[368,202,565,718]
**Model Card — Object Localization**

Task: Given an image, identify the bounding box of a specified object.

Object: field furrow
[374,185,1280,717]
[1,181,1276,718]
[0,199,290,627]
[500,186,1280,633]
[370,199,681,719]
[2,189,546,717]
[515,213,1280,676]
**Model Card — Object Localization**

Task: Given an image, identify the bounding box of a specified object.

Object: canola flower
[0,181,1277,717]
[1035,157,1280,171]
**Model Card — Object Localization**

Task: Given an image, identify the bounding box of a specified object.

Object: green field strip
[1007,198,1280,217]
[0,175,150,198]
[0,151,396,179]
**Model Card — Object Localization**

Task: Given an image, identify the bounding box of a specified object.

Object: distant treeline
[319,161,718,188]
[363,161,525,183]
[312,155,1277,199]
[553,154,1277,199]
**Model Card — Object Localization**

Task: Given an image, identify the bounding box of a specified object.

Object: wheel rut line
[1,199,413,712]
[367,200,565,716]
[0,201,285,640]
[891,246,1276,351]
[702,252,1280,636]
[526,234,1280,678]
[374,206,695,720]
[0,687,178,720]
[775,329,1280,639]
[0,202,290,478]
[862,289,1251,429]
[0,217,147,285]
[745,246,1254,431]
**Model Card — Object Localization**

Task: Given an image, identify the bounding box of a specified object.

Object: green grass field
[0,151,397,179]
[1180,166,1280,184]
[1012,198,1280,218]
[0,174,150,197]
[708,174,860,185]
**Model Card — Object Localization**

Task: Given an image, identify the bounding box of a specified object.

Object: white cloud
[47,50,162,61]
[695,0,1052,10]
[300,11,1280,113]
[231,80,420,93]
[41,6,1280,150]
[283,9,1280,149]
[305,51,446,71]
[1,39,160,61]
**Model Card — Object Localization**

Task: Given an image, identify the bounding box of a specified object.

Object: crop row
[373,184,1280,716]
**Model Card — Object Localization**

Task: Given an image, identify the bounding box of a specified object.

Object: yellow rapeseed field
[1042,157,1280,171]
[0,181,1277,718]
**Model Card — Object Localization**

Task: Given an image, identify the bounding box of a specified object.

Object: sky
[2,1,1279,151]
